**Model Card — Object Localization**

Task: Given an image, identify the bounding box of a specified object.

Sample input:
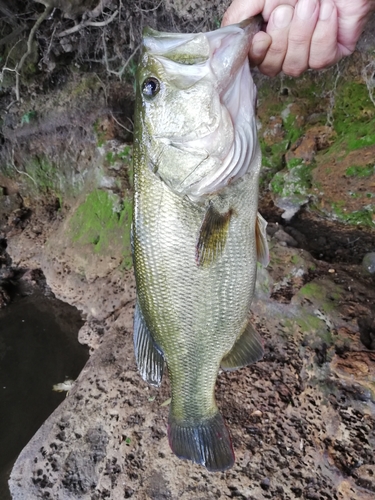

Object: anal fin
[196,203,234,267]
[134,301,164,387]
[221,320,264,371]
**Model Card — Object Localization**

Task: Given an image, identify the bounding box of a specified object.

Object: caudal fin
[168,411,234,472]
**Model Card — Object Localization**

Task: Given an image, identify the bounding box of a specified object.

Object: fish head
[136,17,262,201]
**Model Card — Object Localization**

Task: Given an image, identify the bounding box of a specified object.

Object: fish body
[132,17,268,471]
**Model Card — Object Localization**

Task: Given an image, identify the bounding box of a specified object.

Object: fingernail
[272,5,294,29]
[296,0,318,21]
[319,0,334,20]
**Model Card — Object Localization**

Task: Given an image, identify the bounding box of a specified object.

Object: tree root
[15,5,53,102]
[58,8,118,38]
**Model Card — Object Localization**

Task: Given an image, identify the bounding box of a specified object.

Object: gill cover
[138,18,262,201]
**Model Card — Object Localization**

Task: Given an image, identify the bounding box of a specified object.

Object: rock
[355,464,375,492]
[362,252,375,274]
[262,116,285,145]
[260,477,270,490]
[265,222,280,237]
[358,314,375,350]
[274,229,298,247]
[7,228,375,500]
[286,126,335,164]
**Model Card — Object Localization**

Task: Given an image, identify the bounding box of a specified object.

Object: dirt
[312,145,375,217]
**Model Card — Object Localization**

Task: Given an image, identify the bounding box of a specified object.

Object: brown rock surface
[6,218,375,499]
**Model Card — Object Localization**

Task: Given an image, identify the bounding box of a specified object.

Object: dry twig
[58,8,119,37]
[10,149,37,186]
[15,5,53,101]
[102,32,140,79]
[110,111,133,135]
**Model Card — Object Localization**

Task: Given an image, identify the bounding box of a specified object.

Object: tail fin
[168,411,234,472]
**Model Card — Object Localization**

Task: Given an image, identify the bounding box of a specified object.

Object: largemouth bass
[132,17,269,472]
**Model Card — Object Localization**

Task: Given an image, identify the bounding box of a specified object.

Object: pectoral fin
[196,203,233,267]
[256,212,269,267]
[221,320,264,371]
[134,302,164,387]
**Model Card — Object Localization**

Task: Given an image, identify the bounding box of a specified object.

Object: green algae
[69,189,133,269]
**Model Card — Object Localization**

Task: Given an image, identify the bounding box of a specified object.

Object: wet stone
[362,252,375,274]
[260,477,270,490]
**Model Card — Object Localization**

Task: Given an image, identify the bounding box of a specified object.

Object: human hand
[222,0,375,77]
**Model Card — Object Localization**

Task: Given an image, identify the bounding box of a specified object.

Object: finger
[222,0,297,26]
[281,0,320,76]
[222,0,265,26]
[309,0,340,69]
[336,1,375,53]
[258,5,295,76]
[249,31,272,66]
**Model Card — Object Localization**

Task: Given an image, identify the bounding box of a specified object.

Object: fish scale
[132,16,268,471]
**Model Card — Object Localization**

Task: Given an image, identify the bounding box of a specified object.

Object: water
[0,292,89,500]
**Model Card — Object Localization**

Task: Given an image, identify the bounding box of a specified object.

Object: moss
[331,202,374,227]
[270,171,285,195]
[269,161,314,198]
[261,138,287,170]
[286,158,303,170]
[25,157,60,194]
[317,329,335,345]
[71,75,101,97]
[283,112,303,145]
[258,76,326,181]
[21,110,37,125]
[93,120,106,147]
[298,281,342,315]
[104,144,133,188]
[328,81,375,154]
[291,254,299,265]
[105,145,132,167]
[296,314,325,333]
[345,163,374,178]
[69,189,133,268]
[299,282,325,301]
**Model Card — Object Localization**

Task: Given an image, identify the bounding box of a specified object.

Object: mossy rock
[69,189,133,269]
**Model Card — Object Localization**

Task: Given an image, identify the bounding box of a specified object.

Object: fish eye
[142,77,160,97]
